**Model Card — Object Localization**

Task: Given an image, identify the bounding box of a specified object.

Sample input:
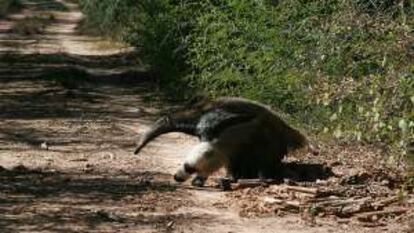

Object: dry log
[238,179,270,185]
[314,197,372,207]
[262,196,284,205]
[266,185,319,198]
[317,187,349,197]
[183,185,222,192]
[231,179,269,189]
[262,196,302,209]
[339,201,373,217]
[356,208,408,222]
[305,196,342,204]
[319,185,367,197]
[285,186,319,196]
[392,209,414,222]
[372,196,399,209]
[309,197,373,217]
[359,222,387,227]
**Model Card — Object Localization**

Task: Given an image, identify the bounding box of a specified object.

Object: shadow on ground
[0,52,154,118]
[0,51,166,152]
[281,161,334,182]
[0,166,202,233]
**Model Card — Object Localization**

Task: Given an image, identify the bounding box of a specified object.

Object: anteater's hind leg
[256,141,286,183]
[251,128,287,182]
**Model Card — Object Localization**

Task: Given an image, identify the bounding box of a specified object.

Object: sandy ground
[0,1,412,232]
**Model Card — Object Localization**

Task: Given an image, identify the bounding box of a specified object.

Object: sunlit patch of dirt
[0,165,202,233]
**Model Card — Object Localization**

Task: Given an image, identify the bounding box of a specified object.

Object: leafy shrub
[79,0,414,152]
[0,0,20,17]
[78,0,138,38]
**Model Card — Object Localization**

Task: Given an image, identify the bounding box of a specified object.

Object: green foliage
[0,0,20,16]
[79,0,414,152]
[78,0,138,38]
[123,0,190,84]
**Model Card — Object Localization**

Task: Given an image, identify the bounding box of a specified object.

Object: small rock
[84,163,94,173]
[40,142,49,150]
[380,179,390,186]
[316,179,328,185]
[102,152,115,160]
[167,221,175,229]
[262,196,280,204]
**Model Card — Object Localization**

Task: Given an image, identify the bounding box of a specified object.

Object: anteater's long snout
[134,116,172,155]
[134,143,146,155]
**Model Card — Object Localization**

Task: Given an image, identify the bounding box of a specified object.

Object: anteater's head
[173,163,197,183]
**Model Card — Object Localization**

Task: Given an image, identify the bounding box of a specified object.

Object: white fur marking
[185,142,214,167]
[174,142,224,181]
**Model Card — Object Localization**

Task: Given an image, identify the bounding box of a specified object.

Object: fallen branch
[355,208,408,222]
[372,196,399,209]
[339,201,373,217]
[314,197,372,207]
[229,179,271,190]
[305,196,342,204]
[336,218,351,224]
[262,197,302,208]
[310,197,373,217]
[183,185,223,192]
[285,186,319,196]
[262,196,302,212]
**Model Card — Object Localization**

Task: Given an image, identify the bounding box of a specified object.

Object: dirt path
[0,1,411,233]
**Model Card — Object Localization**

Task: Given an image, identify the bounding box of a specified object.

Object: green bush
[79,0,414,152]
[0,0,20,17]
[78,0,138,38]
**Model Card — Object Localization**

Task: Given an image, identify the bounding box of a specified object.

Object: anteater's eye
[184,163,197,174]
